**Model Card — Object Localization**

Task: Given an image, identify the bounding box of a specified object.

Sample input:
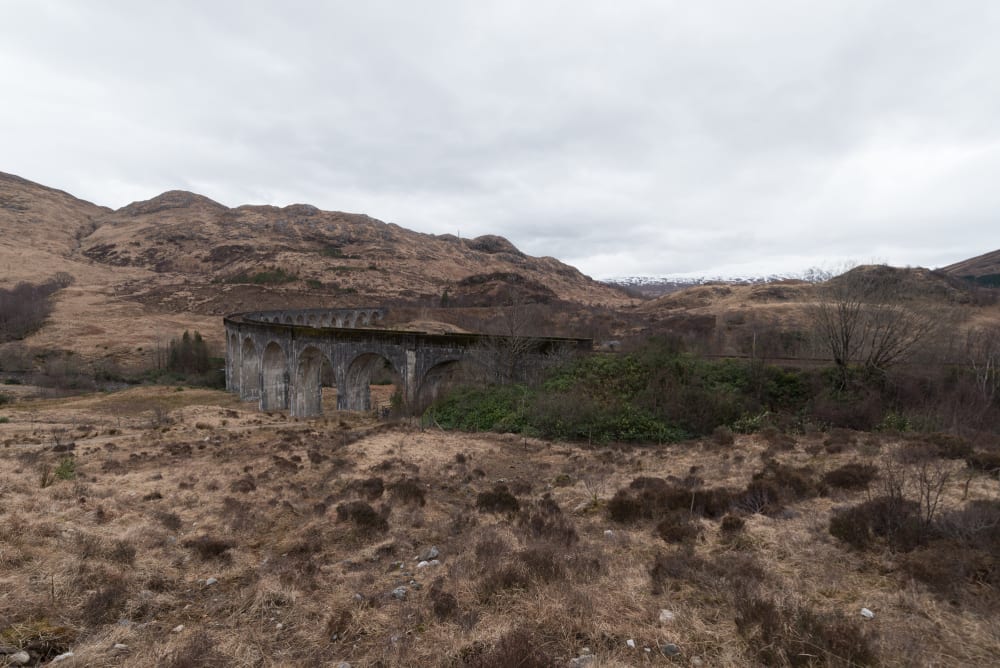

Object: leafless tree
[965,325,1000,407]
[810,266,943,384]
[468,288,544,385]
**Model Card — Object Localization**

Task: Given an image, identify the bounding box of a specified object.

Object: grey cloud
[2,0,999,278]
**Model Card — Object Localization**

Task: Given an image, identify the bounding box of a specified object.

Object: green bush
[54,457,76,481]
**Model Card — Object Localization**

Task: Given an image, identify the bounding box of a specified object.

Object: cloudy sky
[2,1,999,279]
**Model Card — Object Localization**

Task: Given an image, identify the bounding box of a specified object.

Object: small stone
[691,657,704,667]
[416,560,430,569]
[660,642,681,657]
[421,546,440,560]
[569,656,596,667]
[860,607,875,619]
[626,638,636,649]
[205,577,218,586]
[658,609,676,624]
[8,652,30,666]
[172,624,185,633]
[429,559,440,566]
[337,663,352,668]
[52,652,74,663]
[603,529,614,537]
[391,586,407,600]
[352,593,364,602]
[112,643,129,651]
[580,647,590,654]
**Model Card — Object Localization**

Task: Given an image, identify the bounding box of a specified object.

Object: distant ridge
[941,249,1000,286]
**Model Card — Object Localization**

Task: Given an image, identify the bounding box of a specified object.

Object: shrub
[712,425,735,446]
[182,535,236,561]
[335,501,389,534]
[476,484,520,514]
[609,477,736,523]
[734,590,878,667]
[922,432,973,459]
[519,495,578,545]
[108,539,137,565]
[517,544,566,583]
[155,511,183,531]
[54,456,76,481]
[966,450,1000,474]
[720,513,746,533]
[477,563,530,602]
[822,462,879,490]
[229,475,256,493]
[388,477,426,506]
[828,497,926,552]
[464,628,554,668]
[759,425,796,450]
[355,476,385,500]
[655,511,702,544]
[81,578,129,624]
[429,578,459,620]
[649,548,704,595]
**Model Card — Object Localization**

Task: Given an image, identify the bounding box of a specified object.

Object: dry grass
[0,387,998,666]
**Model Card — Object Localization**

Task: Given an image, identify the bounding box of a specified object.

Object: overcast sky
[3,1,999,279]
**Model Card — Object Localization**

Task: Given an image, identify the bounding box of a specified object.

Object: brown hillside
[942,248,1000,278]
[0,173,632,368]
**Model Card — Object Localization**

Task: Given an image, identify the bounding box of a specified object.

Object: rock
[861,607,875,619]
[8,652,30,666]
[626,638,636,649]
[391,586,407,600]
[429,559,440,567]
[416,560,430,569]
[52,652,75,663]
[660,642,681,657]
[337,663,352,668]
[604,529,614,537]
[568,656,596,667]
[420,546,440,560]
[658,609,676,624]
[691,656,704,666]
[112,643,129,650]
[276,622,284,630]
[172,624,185,633]
[205,577,218,586]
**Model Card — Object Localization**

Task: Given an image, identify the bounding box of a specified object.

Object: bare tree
[965,325,1000,407]
[810,266,943,384]
[466,288,543,385]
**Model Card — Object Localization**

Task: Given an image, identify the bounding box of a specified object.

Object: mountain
[941,249,1000,286]
[0,172,630,368]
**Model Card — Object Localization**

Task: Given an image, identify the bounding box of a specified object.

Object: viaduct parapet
[224,308,591,418]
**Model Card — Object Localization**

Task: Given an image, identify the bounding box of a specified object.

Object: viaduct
[224,308,591,418]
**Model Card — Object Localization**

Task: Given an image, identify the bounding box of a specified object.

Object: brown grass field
[1,385,998,667]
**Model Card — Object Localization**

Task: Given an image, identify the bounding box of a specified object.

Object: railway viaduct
[224,308,591,418]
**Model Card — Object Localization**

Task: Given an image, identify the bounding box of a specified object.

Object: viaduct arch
[224,308,591,418]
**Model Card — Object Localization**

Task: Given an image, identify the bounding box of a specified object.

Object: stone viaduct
[224,308,591,418]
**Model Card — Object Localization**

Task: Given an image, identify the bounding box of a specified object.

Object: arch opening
[291,346,333,418]
[261,341,288,411]
[341,353,401,414]
[240,338,260,401]
[416,359,467,413]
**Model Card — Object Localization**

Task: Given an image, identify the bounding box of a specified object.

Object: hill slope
[942,248,1000,285]
[0,172,630,368]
